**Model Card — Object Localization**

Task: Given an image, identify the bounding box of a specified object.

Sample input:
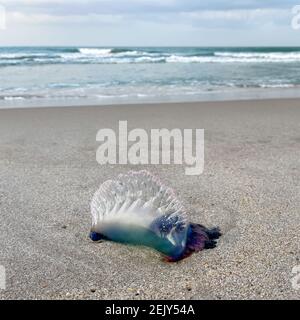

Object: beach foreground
[0,99,299,300]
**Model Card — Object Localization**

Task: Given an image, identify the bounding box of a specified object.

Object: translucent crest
[91,170,187,229]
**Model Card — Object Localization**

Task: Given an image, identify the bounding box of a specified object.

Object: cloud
[7,11,124,25]
[1,0,298,15]
[5,5,292,30]
[179,8,291,28]
[1,0,299,46]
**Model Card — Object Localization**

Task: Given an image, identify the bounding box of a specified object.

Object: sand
[0,98,299,300]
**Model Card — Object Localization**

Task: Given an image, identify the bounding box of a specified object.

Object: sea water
[1,46,300,108]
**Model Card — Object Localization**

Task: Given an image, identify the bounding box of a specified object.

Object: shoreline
[2,86,300,110]
[1,94,300,112]
[0,98,299,299]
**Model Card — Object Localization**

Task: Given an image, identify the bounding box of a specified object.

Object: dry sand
[0,98,299,300]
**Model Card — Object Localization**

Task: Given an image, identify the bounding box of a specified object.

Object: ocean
[1,46,300,108]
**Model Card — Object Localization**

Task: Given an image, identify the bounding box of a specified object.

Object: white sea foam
[166,55,211,63]
[214,51,300,62]
[79,48,113,56]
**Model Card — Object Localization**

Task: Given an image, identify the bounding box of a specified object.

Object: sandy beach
[0,98,299,300]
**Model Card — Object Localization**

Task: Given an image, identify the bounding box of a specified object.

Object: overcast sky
[0,0,300,46]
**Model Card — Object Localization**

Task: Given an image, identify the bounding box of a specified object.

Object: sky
[0,0,300,46]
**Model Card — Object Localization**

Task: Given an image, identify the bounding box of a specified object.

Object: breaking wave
[1,47,300,66]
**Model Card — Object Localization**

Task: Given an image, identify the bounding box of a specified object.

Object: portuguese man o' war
[90,170,221,262]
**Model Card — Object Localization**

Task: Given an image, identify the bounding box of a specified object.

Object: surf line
[96,120,204,176]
